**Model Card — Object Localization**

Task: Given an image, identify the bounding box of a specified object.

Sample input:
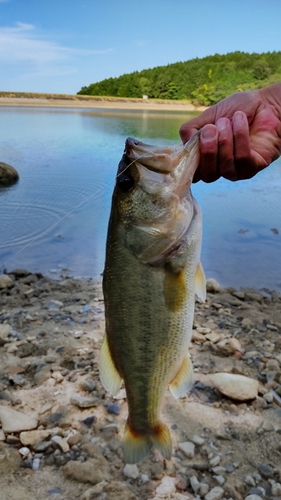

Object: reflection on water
[0,106,280,290]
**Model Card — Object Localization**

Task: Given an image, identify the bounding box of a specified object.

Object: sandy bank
[0,96,206,112]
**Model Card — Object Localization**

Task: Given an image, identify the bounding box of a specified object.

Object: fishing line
[0,187,103,271]
[116,152,156,178]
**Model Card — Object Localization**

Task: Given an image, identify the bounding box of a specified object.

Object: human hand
[180,84,281,182]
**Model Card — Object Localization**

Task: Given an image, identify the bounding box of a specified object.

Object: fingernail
[201,125,217,140]
[233,111,245,124]
[216,118,228,132]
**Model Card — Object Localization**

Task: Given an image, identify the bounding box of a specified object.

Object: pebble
[271,483,281,496]
[214,475,225,485]
[20,430,51,446]
[155,476,175,496]
[192,330,206,342]
[228,337,242,352]
[123,463,139,479]
[205,332,221,343]
[225,464,235,473]
[261,419,275,431]
[51,435,70,453]
[190,475,200,494]
[44,300,63,309]
[258,464,274,478]
[245,496,263,500]
[67,432,82,447]
[0,274,13,289]
[209,372,258,400]
[196,327,212,334]
[212,466,226,475]
[178,441,195,458]
[209,455,221,467]
[19,446,30,457]
[34,366,52,385]
[252,472,262,482]
[106,403,120,415]
[81,379,96,392]
[70,395,100,408]
[139,474,149,484]
[0,324,12,342]
[263,392,273,403]
[206,278,221,292]
[199,483,210,496]
[205,486,225,500]
[191,434,205,446]
[0,406,38,433]
[52,371,64,383]
[32,457,40,471]
[245,475,256,486]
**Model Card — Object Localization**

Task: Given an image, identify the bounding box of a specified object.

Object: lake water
[0,106,280,291]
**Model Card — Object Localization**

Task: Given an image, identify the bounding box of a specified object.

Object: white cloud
[0,22,113,69]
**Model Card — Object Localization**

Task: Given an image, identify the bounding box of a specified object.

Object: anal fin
[169,355,194,399]
[99,333,123,397]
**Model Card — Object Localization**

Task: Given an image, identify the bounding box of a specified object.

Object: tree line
[77,51,281,106]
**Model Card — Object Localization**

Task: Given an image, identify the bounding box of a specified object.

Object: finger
[216,117,237,180]
[232,111,255,180]
[179,105,217,143]
[198,124,219,183]
[179,125,198,143]
[233,111,251,161]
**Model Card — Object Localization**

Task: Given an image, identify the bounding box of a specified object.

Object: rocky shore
[0,269,281,500]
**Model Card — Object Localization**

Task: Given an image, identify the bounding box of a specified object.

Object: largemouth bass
[100,133,206,464]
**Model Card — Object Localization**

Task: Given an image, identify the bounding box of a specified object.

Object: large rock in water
[0,162,19,186]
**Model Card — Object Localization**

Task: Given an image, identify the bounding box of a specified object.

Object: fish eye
[117,174,135,192]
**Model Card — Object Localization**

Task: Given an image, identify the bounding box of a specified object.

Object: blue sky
[0,0,281,94]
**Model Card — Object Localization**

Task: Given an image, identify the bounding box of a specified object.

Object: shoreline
[0,95,207,112]
[0,268,281,499]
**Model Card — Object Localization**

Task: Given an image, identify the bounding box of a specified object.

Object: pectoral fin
[169,355,194,399]
[99,333,123,396]
[195,262,206,302]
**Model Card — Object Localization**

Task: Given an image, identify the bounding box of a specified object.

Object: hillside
[78,51,281,105]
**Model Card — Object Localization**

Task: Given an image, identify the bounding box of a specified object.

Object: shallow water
[0,106,280,290]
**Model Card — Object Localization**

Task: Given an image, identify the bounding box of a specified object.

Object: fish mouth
[119,134,200,196]
[124,137,177,174]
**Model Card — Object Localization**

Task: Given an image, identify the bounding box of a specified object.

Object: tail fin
[122,422,172,464]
